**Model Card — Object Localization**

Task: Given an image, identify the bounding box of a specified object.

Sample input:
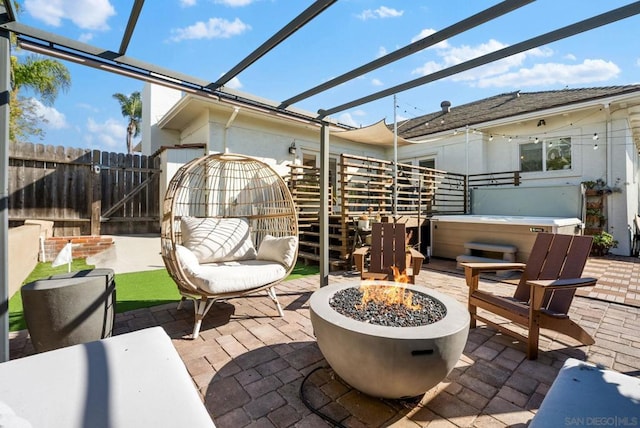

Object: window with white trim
[520,137,571,172]
[419,158,435,169]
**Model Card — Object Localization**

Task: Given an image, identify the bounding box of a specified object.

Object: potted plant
[582,179,622,195]
[590,231,618,256]
[358,207,374,231]
[585,208,606,227]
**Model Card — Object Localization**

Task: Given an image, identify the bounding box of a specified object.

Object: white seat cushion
[181,258,287,294]
[181,217,256,264]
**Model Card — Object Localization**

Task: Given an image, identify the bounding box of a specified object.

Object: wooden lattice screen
[287,155,520,268]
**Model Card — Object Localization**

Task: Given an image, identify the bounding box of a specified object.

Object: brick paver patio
[9,258,640,427]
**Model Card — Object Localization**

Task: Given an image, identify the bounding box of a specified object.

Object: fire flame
[357,265,421,310]
[390,265,409,284]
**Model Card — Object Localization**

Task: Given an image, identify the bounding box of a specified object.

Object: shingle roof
[397,85,640,140]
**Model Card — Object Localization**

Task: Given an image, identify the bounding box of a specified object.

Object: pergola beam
[279,0,535,109]
[211,0,337,91]
[0,0,15,22]
[119,0,145,55]
[3,21,212,88]
[318,1,640,118]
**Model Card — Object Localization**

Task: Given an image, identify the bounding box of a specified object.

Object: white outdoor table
[0,327,215,427]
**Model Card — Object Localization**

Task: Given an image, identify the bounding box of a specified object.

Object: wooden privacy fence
[8,142,161,236]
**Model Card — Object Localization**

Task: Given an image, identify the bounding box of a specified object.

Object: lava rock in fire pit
[329,285,447,327]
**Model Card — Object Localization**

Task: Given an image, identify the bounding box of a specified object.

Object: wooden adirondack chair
[353,222,424,284]
[460,233,597,359]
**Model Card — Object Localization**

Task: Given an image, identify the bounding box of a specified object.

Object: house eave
[477,91,640,131]
[410,90,640,141]
[157,90,349,133]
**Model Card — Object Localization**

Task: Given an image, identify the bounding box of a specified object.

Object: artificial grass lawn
[9,261,319,332]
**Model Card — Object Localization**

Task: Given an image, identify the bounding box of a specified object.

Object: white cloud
[441,39,510,69]
[409,37,618,90]
[337,113,360,127]
[410,28,449,50]
[224,76,243,90]
[357,6,403,20]
[79,33,94,43]
[565,53,577,61]
[170,17,250,41]
[27,98,68,129]
[24,0,115,30]
[475,59,620,88]
[358,10,376,20]
[371,78,383,86]
[86,117,127,150]
[377,46,388,58]
[180,0,197,6]
[411,39,526,82]
[528,46,553,58]
[376,6,403,18]
[412,60,443,76]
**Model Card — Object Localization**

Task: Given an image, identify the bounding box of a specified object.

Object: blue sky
[13,0,640,153]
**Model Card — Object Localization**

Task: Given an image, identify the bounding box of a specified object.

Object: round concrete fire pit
[309,281,469,399]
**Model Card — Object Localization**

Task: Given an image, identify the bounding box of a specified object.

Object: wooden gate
[8,142,161,236]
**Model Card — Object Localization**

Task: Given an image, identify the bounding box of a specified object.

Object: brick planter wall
[44,236,114,262]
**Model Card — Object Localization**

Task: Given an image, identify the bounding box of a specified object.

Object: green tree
[112,91,142,154]
[8,2,71,142]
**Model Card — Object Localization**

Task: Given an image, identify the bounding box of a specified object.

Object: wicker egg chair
[161,153,299,339]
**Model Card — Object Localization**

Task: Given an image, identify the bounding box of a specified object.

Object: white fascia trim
[411,92,640,142]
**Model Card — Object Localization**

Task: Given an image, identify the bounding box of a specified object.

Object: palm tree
[112,91,142,154]
[8,1,71,142]
[10,54,71,143]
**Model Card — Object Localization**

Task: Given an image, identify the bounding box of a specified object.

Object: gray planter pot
[21,269,116,353]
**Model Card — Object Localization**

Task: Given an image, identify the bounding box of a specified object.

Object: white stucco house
[141,83,640,256]
[397,86,640,256]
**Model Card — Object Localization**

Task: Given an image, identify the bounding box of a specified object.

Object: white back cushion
[181,217,257,264]
[256,235,298,268]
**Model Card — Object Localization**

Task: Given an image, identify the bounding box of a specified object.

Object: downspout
[465,125,469,175]
[223,107,240,153]
[465,126,469,213]
[605,105,612,237]
[605,104,612,197]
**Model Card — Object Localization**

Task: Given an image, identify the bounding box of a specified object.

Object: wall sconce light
[288,141,296,155]
[537,119,546,127]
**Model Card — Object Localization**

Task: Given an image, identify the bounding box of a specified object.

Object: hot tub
[430,215,583,262]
